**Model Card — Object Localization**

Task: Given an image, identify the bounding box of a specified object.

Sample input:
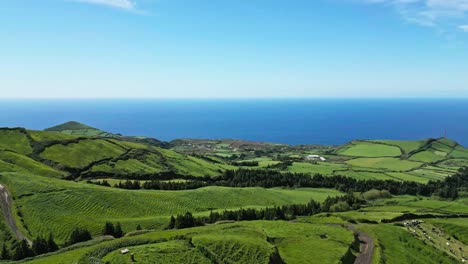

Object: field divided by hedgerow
[23,220,354,264]
[40,139,126,168]
[0,129,32,155]
[339,142,402,157]
[0,173,342,244]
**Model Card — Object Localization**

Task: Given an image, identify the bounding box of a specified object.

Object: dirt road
[354,229,374,264]
[0,184,31,245]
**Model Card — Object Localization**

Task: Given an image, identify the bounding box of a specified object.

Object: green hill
[44,121,117,138]
[0,124,467,264]
[0,126,232,180]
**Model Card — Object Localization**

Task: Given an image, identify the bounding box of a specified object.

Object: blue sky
[1,0,468,98]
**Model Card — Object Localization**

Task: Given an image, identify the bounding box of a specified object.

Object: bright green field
[450,146,468,158]
[345,157,422,171]
[0,172,343,244]
[287,162,348,175]
[28,130,78,142]
[40,139,126,168]
[0,130,32,155]
[409,150,447,163]
[358,224,457,264]
[371,139,427,154]
[23,220,354,264]
[339,142,402,157]
[0,151,64,178]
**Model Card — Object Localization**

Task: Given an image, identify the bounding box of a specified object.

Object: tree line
[87,167,468,200]
[166,193,366,230]
[0,234,58,261]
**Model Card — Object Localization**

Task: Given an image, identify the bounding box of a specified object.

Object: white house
[306,155,327,161]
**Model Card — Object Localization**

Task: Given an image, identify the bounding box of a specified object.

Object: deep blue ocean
[1,99,467,146]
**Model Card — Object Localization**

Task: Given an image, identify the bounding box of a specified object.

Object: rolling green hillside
[0,124,233,179]
[0,172,342,244]
[0,124,467,264]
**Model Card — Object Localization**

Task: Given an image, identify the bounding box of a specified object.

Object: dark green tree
[114,222,124,238]
[1,244,10,260]
[47,234,58,252]
[68,228,92,245]
[32,236,48,255]
[12,240,33,260]
[102,222,115,236]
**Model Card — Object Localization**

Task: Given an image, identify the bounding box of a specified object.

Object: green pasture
[0,172,342,244]
[345,157,422,171]
[339,142,402,157]
[0,130,32,155]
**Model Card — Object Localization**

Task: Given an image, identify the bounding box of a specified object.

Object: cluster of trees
[216,168,468,200]
[66,228,92,246]
[166,212,204,229]
[141,180,206,190]
[115,180,141,190]
[230,161,259,167]
[107,180,207,190]
[167,194,366,229]
[87,179,111,187]
[1,235,59,261]
[85,167,468,200]
[102,222,124,238]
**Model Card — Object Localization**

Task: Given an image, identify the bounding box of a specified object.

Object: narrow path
[0,184,32,245]
[347,225,374,264]
[354,230,374,264]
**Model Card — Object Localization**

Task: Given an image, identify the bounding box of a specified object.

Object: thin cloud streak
[72,0,135,10]
[357,0,468,32]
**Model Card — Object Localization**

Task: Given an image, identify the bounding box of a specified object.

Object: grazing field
[409,150,446,163]
[287,162,348,175]
[0,172,342,244]
[371,139,427,154]
[358,224,457,264]
[345,157,422,171]
[1,124,468,264]
[339,142,402,157]
[24,220,354,264]
[0,151,64,178]
[333,170,395,181]
[450,146,468,158]
[0,129,32,155]
[40,139,126,169]
[102,240,212,264]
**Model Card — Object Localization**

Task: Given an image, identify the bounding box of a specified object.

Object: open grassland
[339,142,402,157]
[102,240,212,264]
[287,162,348,175]
[27,130,78,142]
[407,168,452,181]
[409,150,447,163]
[0,151,64,178]
[0,172,342,244]
[450,146,468,159]
[22,220,354,264]
[345,157,422,171]
[0,130,32,155]
[40,139,126,168]
[333,170,395,181]
[371,139,427,154]
[358,224,458,264]
[427,218,468,245]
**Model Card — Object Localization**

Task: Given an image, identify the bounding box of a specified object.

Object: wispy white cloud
[460,24,468,31]
[356,0,468,32]
[73,0,136,10]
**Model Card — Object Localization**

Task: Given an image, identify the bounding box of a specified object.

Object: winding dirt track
[354,230,374,264]
[0,184,31,245]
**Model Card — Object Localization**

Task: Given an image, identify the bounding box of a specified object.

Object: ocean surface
[1,99,468,146]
